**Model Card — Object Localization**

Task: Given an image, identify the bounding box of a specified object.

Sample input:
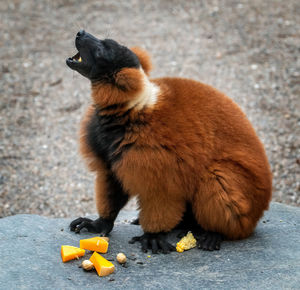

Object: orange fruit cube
[89,252,115,276]
[80,237,109,253]
[61,245,85,262]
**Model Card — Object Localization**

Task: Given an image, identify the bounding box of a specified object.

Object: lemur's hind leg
[130,193,186,254]
[175,203,204,238]
[192,161,262,251]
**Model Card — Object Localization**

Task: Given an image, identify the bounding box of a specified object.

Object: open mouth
[67,51,82,63]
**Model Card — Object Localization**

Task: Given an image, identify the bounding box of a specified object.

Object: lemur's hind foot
[197,231,223,251]
[129,232,176,254]
[176,227,223,251]
[130,218,139,225]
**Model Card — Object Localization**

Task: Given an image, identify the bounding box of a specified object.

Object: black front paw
[129,232,175,254]
[69,217,114,235]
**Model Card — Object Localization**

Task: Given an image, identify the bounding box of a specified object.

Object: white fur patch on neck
[128,69,160,110]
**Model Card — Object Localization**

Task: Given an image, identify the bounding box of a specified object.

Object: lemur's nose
[76,30,85,38]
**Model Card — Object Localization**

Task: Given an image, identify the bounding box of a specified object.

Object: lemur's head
[66,30,150,83]
[66,31,154,107]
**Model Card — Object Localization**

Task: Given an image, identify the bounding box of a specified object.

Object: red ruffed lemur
[66,30,272,253]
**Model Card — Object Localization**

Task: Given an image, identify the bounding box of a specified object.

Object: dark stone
[0,202,299,289]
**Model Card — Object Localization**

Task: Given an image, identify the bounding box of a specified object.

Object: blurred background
[0,0,299,218]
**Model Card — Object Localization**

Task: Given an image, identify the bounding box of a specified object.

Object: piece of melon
[80,237,109,253]
[61,245,85,262]
[89,252,115,277]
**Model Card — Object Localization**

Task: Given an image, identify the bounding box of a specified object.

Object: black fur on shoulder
[86,105,135,168]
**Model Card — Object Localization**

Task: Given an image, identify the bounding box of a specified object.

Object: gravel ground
[0,0,299,218]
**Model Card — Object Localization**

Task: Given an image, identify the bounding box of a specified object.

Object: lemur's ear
[130,47,152,76]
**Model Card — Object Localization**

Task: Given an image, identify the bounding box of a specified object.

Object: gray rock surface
[0,202,299,289]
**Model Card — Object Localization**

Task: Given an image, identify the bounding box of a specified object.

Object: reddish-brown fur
[79,48,272,240]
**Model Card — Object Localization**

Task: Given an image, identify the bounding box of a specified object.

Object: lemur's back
[149,77,270,174]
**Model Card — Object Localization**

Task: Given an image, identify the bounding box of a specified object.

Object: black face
[66,30,140,82]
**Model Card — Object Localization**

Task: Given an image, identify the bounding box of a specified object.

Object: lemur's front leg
[70,172,129,235]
